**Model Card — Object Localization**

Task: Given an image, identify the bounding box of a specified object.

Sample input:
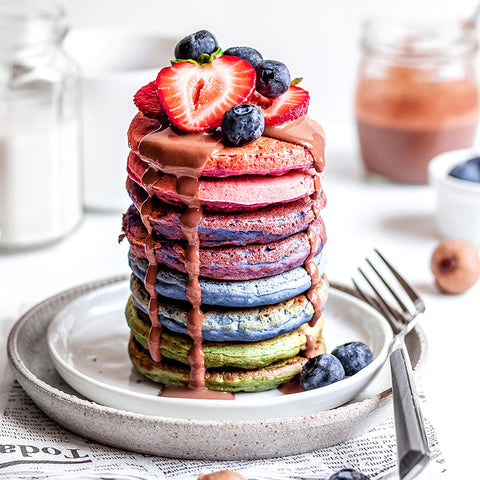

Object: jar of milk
[0,1,82,248]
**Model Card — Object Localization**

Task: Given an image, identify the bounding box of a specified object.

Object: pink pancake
[127,113,315,177]
[127,151,317,212]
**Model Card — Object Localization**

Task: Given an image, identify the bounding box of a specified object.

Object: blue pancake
[129,274,329,342]
[128,249,327,307]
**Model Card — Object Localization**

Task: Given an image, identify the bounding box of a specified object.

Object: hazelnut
[431,239,480,294]
[198,471,246,480]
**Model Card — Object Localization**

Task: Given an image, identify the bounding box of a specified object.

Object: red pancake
[127,112,316,177]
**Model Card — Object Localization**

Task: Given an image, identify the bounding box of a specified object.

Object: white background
[3,0,480,477]
[59,0,480,126]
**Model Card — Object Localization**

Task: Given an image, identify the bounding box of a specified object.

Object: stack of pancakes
[122,113,328,393]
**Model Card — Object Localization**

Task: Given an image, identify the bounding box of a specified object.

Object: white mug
[65,28,176,211]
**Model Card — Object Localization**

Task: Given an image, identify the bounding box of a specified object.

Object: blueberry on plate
[221,104,265,147]
[174,30,218,60]
[332,341,373,376]
[299,353,345,391]
[224,46,263,69]
[328,468,370,480]
[449,156,480,183]
[255,60,291,98]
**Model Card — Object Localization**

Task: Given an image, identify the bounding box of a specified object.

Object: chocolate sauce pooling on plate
[278,378,303,395]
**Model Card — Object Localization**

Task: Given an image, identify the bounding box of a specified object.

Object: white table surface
[1,121,476,478]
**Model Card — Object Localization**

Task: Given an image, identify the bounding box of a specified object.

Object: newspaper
[0,319,446,480]
[0,378,447,479]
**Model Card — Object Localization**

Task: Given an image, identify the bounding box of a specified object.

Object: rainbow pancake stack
[121,31,328,395]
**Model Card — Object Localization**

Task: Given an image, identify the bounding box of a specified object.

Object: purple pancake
[126,178,326,247]
[122,207,326,281]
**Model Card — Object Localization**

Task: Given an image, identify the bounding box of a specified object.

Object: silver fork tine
[351,278,370,304]
[352,278,388,315]
[375,248,426,313]
[352,278,400,332]
[358,267,405,324]
[366,257,411,316]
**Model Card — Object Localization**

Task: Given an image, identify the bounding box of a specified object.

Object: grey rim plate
[7,276,427,460]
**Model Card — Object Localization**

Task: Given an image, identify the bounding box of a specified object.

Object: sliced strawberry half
[155,56,256,132]
[133,81,168,121]
[250,85,310,126]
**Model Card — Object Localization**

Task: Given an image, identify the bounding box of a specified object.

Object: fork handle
[390,343,430,479]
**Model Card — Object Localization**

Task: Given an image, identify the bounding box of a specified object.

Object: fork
[352,249,430,480]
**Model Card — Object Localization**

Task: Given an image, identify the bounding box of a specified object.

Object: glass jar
[355,19,479,184]
[0,1,82,248]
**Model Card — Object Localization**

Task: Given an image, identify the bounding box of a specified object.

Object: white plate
[47,281,393,421]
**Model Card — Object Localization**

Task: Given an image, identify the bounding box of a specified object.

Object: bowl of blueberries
[429,148,480,246]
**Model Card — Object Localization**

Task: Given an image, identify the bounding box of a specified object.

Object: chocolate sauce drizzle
[178,181,205,390]
[265,117,326,329]
[135,115,326,397]
[139,167,163,362]
[139,128,234,399]
[305,185,323,328]
[300,330,317,359]
[264,116,325,172]
[268,116,326,391]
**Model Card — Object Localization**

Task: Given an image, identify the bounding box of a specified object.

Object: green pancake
[126,297,324,369]
[128,335,327,392]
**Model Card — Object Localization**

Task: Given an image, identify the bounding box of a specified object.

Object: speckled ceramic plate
[7,276,427,460]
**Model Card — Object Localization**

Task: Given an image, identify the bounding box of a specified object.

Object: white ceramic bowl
[429,148,480,246]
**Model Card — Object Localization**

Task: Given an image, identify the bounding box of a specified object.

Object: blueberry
[221,104,265,147]
[224,46,263,69]
[255,60,291,98]
[174,30,218,60]
[449,156,480,183]
[299,353,345,391]
[328,468,370,480]
[332,341,373,377]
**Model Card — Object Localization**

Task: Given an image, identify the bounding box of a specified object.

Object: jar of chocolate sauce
[0,1,82,248]
[356,19,479,184]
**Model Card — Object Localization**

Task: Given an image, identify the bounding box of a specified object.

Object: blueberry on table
[332,341,373,376]
[328,468,370,480]
[449,156,480,183]
[221,104,265,147]
[299,353,345,391]
[174,30,218,60]
[255,60,291,98]
[224,46,263,68]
